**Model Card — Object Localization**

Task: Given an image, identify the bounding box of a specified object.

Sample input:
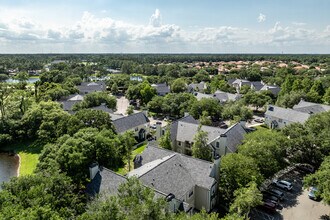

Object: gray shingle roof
[86,167,127,197]
[170,115,199,143]
[223,123,247,153]
[260,85,281,96]
[293,100,330,114]
[91,104,114,114]
[188,82,206,92]
[176,122,226,143]
[112,112,149,133]
[130,144,215,199]
[77,82,106,94]
[251,81,264,91]
[151,83,170,95]
[265,105,310,124]
[213,90,241,102]
[86,167,166,199]
[193,92,213,101]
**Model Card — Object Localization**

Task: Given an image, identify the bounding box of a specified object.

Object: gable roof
[213,90,241,102]
[86,167,127,197]
[129,144,216,199]
[193,92,213,101]
[77,81,106,94]
[176,122,226,143]
[151,83,170,94]
[91,104,114,114]
[170,115,199,142]
[251,81,264,91]
[260,85,281,96]
[112,112,149,133]
[265,105,310,124]
[68,94,84,101]
[293,100,330,114]
[222,123,247,153]
[188,82,206,91]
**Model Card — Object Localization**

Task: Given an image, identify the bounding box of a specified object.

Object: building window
[216,142,220,148]
[279,119,283,123]
[189,190,193,198]
[178,141,181,146]
[162,130,165,135]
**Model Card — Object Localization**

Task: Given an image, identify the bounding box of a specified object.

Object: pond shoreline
[0,152,20,186]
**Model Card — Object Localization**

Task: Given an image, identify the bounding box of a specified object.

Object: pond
[6,78,39,84]
[0,153,19,189]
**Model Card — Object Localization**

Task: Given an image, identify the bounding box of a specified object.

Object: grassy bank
[2,141,43,176]
[116,144,147,175]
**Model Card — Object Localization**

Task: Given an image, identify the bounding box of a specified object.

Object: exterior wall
[195,186,210,212]
[210,136,227,156]
[118,123,150,138]
[184,187,195,210]
[264,115,290,129]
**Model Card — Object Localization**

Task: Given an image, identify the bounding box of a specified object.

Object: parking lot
[251,167,330,220]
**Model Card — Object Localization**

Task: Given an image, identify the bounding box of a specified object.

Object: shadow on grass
[2,140,44,155]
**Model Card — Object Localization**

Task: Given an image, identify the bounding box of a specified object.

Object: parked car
[259,201,277,212]
[266,189,284,200]
[254,118,264,123]
[308,187,320,200]
[263,194,279,204]
[272,179,293,191]
[296,164,315,174]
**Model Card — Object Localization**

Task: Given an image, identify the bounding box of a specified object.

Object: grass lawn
[3,141,43,176]
[116,143,147,176]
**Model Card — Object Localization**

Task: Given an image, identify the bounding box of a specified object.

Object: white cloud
[149,9,162,27]
[0,9,328,53]
[258,13,266,23]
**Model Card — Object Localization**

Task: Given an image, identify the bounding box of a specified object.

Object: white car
[272,179,293,191]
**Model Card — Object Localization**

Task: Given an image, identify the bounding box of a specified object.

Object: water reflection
[0,153,19,189]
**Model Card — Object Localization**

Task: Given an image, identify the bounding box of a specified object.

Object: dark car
[266,189,284,200]
[259,201,277,212]
[296,164,315,174]
[308,187,320,201]
[263,194,279,204]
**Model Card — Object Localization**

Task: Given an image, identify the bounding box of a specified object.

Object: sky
[0,0,329,53]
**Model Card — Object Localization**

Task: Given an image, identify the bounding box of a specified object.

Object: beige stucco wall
[195,186,210,212]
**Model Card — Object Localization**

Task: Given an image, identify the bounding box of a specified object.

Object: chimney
[155,121,162,140]
[213,155,221,182]
[219,134,228,156]
[89,162,99,180]
[239,120,246,128]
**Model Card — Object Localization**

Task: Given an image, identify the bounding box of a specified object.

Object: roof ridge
[147,144,213,165]
[135,154,177,178]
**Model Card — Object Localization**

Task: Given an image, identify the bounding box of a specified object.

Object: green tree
[79,178,170,220]
[140,82,156,105]
[189,98,222,121]
[0,74,9,82]
[171,78,187,93]
[238,129,287,178]
[219,153,263,204]
[192,125,212,161]
[175,209,219,220]
[74,91,117,110]
[228,181,263,219]
[0,171,85,219]
[21,101,70,141]
[243,91,272,110]
[111,82,119,95]
[199,111,212,126]
[303,156,330,205]
[323,87,330,104]
[126,105,134,115]
[159,126,172,150]
[120,131,137,172]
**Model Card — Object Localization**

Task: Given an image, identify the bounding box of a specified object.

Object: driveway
[115,96,129,115]
[281,189,330,220]
[252,168,330,220]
